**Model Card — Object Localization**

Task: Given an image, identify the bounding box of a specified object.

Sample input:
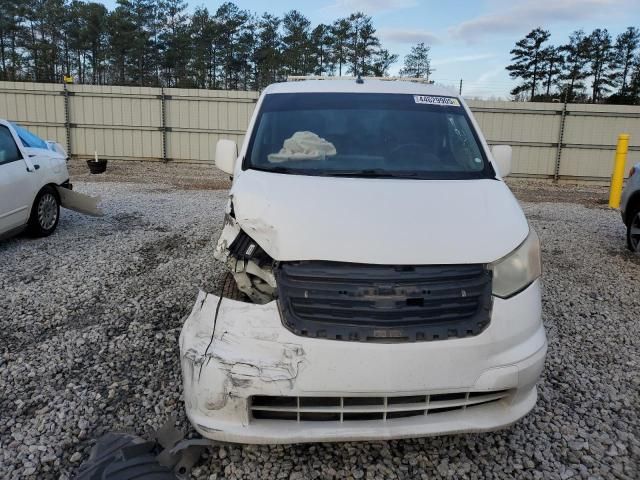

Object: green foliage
[506,28,550,101]
[586,28,617,103]
[613,27,640,100]
[557,29,590,102]
[399,42,432,79]
[507,26,640,104]
[0,0,401,89]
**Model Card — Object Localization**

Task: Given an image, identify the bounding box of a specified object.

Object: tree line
[506,26,640,104]
[0,0,410,90]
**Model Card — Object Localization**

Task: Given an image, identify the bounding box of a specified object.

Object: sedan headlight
[490,228,541,298]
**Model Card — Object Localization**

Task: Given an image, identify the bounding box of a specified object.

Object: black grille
[275,261,492,342]
[250,390,510,422]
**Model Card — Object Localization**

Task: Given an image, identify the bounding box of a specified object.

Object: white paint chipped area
[0,180,638,479]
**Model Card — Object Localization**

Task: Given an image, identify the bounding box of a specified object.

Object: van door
[0,125,36,233]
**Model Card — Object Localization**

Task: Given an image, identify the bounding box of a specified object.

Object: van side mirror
[215,139,238,175]
[491,145,512,177]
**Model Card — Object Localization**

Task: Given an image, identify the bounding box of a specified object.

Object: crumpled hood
[231,170,528,265]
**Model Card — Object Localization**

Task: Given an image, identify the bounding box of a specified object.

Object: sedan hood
[231,170,528,265]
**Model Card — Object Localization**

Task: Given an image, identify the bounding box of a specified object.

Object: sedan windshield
[245,93,494,179]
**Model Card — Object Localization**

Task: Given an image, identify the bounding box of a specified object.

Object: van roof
[264,79,458,97]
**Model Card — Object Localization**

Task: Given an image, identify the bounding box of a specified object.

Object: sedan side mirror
[215,139,238,175]
[491,145,512,178]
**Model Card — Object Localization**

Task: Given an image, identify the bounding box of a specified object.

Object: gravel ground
[68,158,231,190]
[1,178,639,480]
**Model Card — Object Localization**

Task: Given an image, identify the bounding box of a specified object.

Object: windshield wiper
[265,166,295,174]
[326,169,419,178]
[260,167,420,178]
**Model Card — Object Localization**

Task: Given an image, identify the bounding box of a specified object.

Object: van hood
[231,170,528,265]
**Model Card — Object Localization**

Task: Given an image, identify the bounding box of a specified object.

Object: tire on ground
[626,204,640,252]
[27,185,60,237]
[221,271,246,300]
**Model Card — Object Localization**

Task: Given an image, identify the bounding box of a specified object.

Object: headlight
[490,228,541,298]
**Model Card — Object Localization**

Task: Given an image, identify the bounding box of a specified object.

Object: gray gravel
[1,181,639,479]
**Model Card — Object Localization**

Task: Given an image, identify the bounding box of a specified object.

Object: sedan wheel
[28,186,60,237]
[38,193,59,231]
[629,211,640,252]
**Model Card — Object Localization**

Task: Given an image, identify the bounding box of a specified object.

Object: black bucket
[87,159,108,174]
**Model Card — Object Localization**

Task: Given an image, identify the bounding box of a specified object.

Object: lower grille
[250,390,510,422]
[275,261,493,342]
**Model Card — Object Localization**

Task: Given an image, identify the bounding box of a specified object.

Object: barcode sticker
[414,95,460,106]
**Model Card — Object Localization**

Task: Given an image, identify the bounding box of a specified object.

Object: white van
[180,79,547,444]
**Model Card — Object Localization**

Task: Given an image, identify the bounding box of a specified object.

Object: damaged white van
[180,78,547,444]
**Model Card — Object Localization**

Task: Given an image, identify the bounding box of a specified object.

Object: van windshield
[245,93,495,179]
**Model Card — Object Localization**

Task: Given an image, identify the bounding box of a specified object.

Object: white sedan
[0,119,101,239]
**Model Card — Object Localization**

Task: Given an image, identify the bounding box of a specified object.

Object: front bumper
[180,280,546,444]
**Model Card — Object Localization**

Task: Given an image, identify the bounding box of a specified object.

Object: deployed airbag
[268,131,336,163]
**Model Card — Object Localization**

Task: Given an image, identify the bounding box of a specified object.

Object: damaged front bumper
[179,280,547,444]
[56,183,104,217]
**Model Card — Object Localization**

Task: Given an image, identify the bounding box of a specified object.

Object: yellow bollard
[609,133,630,209]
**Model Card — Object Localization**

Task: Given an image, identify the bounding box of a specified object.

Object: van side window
[0,126,22,165]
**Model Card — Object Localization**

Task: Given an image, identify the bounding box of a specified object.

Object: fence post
[160,87,168,163]
[553,99,568,183]
[63,83,72,158]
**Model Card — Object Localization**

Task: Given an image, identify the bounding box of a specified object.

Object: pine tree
[189,7,220,89]
[371,48,397,77]
[310,24,332,76]
[281,10,311,76]
[330,18,350,76]
[129,0,159,86]
[539,46,562,99]
[253,13,281,88]
[399,42,432,79]
[628,55,640,104]
[0,0,27,80]
[82,2,109,84]
[346,13,379,76]
[214,2,250,89]
[158,0,190,87]
[558,29,590,102]
[2,0,401,89]
[506,28,551,101]
[586,28,617,103]
[614,27,640,99]
[107,4,136,84]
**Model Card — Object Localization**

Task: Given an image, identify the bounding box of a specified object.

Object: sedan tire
[627,207,640,252]
[28,186,60,237]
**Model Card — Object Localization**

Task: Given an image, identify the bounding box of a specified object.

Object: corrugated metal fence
[1,81,639,182]
[0,81,257,163]
[467,100,640,182]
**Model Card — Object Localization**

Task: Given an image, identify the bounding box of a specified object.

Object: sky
[96,0,640,98]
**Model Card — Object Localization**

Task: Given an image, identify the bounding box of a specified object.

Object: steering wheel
[388,143,441,166]
[389,143,426,156]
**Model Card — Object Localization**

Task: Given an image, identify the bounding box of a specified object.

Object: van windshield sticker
[414,95,460,107]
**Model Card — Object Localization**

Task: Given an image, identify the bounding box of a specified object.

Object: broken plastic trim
[74,418,219,480]
[214,214,277,304]
[55,185,104,217]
